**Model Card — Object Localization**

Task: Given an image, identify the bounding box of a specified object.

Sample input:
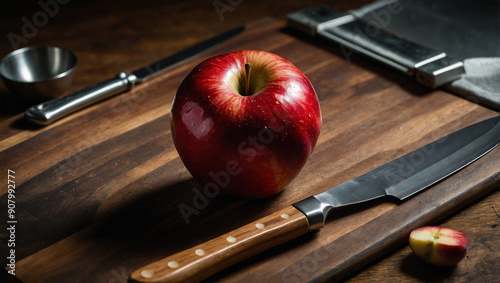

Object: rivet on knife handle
[129,206,310,283]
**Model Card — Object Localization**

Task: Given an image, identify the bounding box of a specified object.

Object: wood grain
[129,206,309,283]
[0,1,498,282]
[346,188,500,282]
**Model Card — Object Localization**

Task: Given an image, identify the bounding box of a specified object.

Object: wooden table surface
[1,1,498,282]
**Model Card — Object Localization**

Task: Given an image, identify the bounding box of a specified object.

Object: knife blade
[130,116,500,283]
[24,26,244,125]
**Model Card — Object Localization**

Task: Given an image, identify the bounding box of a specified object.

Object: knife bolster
[293,196,329,231]
[416,57,465,88]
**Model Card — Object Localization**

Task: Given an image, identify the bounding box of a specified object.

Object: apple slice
[409,226,469,266]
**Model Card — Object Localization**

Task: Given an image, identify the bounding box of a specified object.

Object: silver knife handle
[287,6,465,88]
[24,72,137,125]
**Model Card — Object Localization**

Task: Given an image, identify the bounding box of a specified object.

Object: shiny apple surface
[171,50,321,198]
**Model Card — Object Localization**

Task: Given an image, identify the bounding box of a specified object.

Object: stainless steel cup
[0,46,77,103]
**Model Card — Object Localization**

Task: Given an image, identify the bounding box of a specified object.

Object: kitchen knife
[130,116,500,283]
[286,6,466,89]
[24,27,244,125]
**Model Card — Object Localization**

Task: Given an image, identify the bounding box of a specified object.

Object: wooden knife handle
[129,206,310,283]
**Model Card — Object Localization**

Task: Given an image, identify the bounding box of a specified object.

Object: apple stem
[244,63,252,96]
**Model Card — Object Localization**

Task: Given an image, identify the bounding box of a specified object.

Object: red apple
[409,226,469,266]
[170,50,321,198]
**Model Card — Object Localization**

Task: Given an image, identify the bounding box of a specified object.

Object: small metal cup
[0,46,77,103]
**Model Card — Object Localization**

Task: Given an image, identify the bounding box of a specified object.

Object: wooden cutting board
[1,18,499,282]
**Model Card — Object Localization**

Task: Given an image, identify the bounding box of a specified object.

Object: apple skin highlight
[409,226,469,266]
[171,50,322,198]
